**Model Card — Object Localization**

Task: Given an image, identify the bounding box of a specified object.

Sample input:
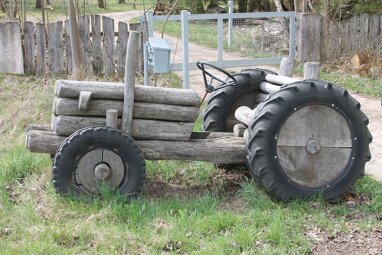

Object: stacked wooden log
[51,80,201,141]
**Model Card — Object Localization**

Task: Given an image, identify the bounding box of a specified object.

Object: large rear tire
[246,80,372,201]
[202,69,274,132]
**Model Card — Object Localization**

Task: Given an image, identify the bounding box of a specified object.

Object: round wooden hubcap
[75,149,125,194]
[306,139,321,155]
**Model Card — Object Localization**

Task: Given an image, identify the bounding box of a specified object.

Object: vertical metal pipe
[143,43,149,86]
[146,10,154,38]
[217,17,224,62]
[181,10,189,89]
[228,0,233,48]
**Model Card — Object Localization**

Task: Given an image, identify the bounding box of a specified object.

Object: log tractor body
[25,63,372,201]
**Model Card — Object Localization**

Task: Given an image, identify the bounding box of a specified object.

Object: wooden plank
[78,15,91,73]
[35,23,46,76]
[54,98,199,122]
[47,21,64,74]
[23,21,35,74]
[260,82,281,94]
[359,14,370,48]
[349,16,360,53]
[91,15,102,75]
[369,15,380,50]
[122,31,140,134]
[52,115,194,141]
[54,80,201,106]
[116,21,129,79]
[64,20,73,73]
[26,130,247,164]
[106,109,118,128]
[78,91,93,110]
[102,16,115,77]
[329,20,340,60]
[340,19,350,56]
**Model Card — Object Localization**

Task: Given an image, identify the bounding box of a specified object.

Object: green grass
[1,74,382,254]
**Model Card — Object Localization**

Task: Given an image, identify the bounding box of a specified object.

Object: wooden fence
[321,14,382,61]
[22,15,141,78]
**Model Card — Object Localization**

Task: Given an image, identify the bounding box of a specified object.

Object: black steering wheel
[197,62,237,93]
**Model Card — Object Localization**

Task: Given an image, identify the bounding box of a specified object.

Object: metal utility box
[148,37,171,74]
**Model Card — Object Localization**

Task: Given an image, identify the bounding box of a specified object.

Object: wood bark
[122,31,140,134]
[54,80,201,106]
[53,98,199,122]
[264,74,299,85]
[26,130,247,164]
[52,115,194,141]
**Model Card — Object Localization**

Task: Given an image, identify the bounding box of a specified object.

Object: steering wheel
[197,62,237,93]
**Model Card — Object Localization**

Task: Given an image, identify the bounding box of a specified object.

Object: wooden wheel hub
[75,149,125,194]
[306,139,321,155]
[94,163,112,180]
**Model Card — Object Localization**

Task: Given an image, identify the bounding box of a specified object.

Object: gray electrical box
[148,37,171,74]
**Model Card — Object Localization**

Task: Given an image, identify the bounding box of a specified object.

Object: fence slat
[91,15,103,75]
[329,21,340,59]
[360,14,370,48]
[79,15,91,72]
[116,21,128,79]
[340,20,350,56]
[23,21,35,74]
[36,23,46,75]
[349,16,360,53]
[370,15,380,50]
[64,20,72,73]
[102,16,115,77]
[47,21,64,73]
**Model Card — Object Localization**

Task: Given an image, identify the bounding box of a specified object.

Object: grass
[1,73,382,254]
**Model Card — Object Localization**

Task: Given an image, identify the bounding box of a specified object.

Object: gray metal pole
[143,43,149,86]
[146,10,154,38]
[181,10,190,89]
[217,17,224,61]
[228,0,233,48]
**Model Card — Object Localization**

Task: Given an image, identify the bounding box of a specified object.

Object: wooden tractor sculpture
[25,62,372,202]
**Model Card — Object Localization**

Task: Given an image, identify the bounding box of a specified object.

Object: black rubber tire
[52,126,146,197]
[246,80,372,201]
[202,68,275,132]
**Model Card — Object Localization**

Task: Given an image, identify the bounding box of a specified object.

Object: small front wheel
[52,126,146,197]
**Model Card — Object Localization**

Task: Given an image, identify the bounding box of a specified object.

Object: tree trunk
[238,0,248,12]
[35,0,42,9]
[97,0,104,8]
[248,0,258,12]
[118,0,125,4]
[68,0,84,79]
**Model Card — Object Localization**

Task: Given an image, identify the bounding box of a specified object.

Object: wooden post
[303,62,320,80]
[106,109,118,128]
[35,23,46,76]
[23,21,35,74]
[121,31,140,134]
[278,57,295,77]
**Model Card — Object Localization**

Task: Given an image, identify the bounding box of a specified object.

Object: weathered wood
[296,13,321,62]
[52,115,194,141]
[102,16,115,77]
[264,74,299,85]
[64,20,73,73]
[360,14,370,48]
[349,16,360,52]
[23,21,35,74]
[243,129,249,143]
[278,57,294,77]
[78,91,93,110]
[47,21,64,73]
[256,92,269,103]
[91,15,102,75]
[25,124,51,132]
[340,19,350,56]
[35,23,46,75]
[106,109,118,128]
[260,81,281,94]
[78,15,91,73]
[329,20,340,60]
[26,130,246,164]
[116,22,129,78]
[54,98,199,121]
[303,62,320,80]
[233,124,246,137]
[122,31,140,134]
[54,80,201,106]
[235,106,256,126]
[370,15,380,50]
